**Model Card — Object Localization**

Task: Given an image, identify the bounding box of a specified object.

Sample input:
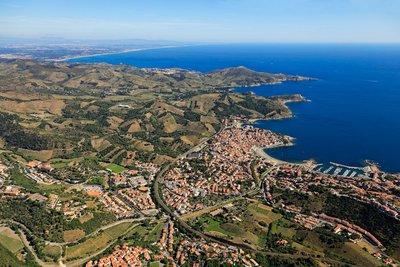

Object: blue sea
[68,44,400,173]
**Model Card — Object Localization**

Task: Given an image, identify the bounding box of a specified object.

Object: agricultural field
[181,199,237,220]
[0,227,24,254]
[191,199,286,249]
[149,262,160,267]
[63,229,85,242]
[143,222,165,243]
[0,61,304,170]
[188,198,384,266]
[0,243,27,267]
[0,61,319,265]
[42,245,62,260]
[65,222,135,260]
[296,229,383,266]
[198,216,232,236]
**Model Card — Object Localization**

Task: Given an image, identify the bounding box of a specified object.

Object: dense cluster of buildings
[158,221,174,252]
[0,185,22,197]
[174,240,259,267]
[24,160,56,184]
[100,162,160,218]
[163,125,290,214]
[293,213,323,230]
[85,237,260,267]
[109,162,159,187]
[85,243,152,267]
[100,187,157,218]
[2,119,400,266]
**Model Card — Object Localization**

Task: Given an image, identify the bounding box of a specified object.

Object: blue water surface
[68,44,400,172]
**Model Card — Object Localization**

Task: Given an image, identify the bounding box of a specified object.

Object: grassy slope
[0,243,27,267]
[65,222,134,260]
[0,227,24,254]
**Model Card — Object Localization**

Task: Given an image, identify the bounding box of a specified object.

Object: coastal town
[1,0,400,265]
[1,122,399,267]
[162,125,292,214]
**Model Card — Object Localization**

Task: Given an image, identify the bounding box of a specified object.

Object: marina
[311,162,368,179]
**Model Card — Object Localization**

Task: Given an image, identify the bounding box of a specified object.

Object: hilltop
[0,62,311,95]
[208,66,312,87]
[0,61,309,170]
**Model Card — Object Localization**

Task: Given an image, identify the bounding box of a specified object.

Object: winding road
[0,217,148,267]
[3,123,347,266]
[152,124,348,266]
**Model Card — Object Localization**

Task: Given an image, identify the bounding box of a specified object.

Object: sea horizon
[68,44,400,173]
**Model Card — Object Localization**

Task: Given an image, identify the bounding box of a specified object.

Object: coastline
[253,146,291,165]
[56,45,183,62]
[245,96,311,167]
[243,95,390,173]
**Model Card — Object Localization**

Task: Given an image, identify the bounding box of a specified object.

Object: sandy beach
[57,45,181,62]
[253,146,290,165]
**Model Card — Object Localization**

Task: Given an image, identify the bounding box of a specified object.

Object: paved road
[0,218,146,267]
[19,231,61,267]
[152,125,348,266]
[3,124,346,266]
[61,223,140,267]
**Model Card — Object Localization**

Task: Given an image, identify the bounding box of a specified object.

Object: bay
[68,44,400,172]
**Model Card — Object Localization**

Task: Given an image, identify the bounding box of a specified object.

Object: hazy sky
[0,0,399,43]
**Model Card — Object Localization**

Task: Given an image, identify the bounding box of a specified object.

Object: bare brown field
[151,101,184,116]
[153,154,174,165]
[18,149,53,161]
[79,212,94,223]
[180,135,200,146]
[65,222,134,260]
[0,100,65,115]
[159,137,175,143]
[63,229,85,242]
[127,120,143,133]
[43,245,62,257]
[189,93,220,113]
[107,116,124,130]
[121,151,136,166]
[134,141,154,152]
[20,122,42,128]
[200,115,219,124]
[204,123,216,133]
[45,71,68,82]
[86,105,99,112]
[91,138,111,151]
[162,114,181,133]
[0,92,43,101]
[0,227,24,253]
[0,138,5,148]
[186,121,208,133]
